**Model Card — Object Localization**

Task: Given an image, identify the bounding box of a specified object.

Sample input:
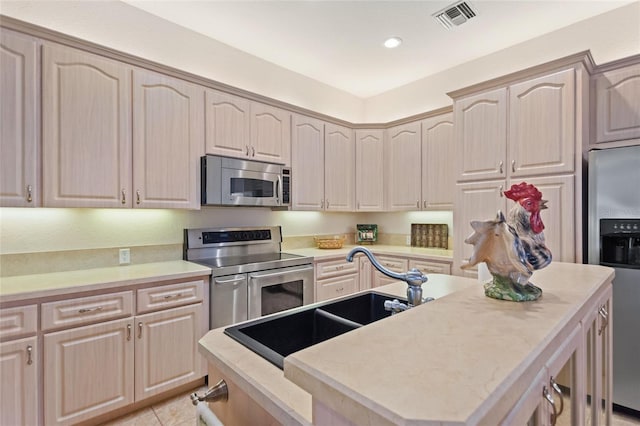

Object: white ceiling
[123,0,632,98]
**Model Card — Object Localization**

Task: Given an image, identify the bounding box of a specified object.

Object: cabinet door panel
[205,90,250,157]
[134,304,203,400]
[250,102,290,165]
[595,63,640,143]
[386,122,422,211]
[0,29,39,207]
[422,113,454,210]
[44,318,134,425]
[455,88,507,181]
[316,274,359,302]
[510,174,575,263]
[42,43,132,207]
[355,130,384,211]
[291,115,324,210]
[510,69,575,176]
[325,123,355,211]
[133,70,203,209]
[0,336,38,426]
[453,180,507,276]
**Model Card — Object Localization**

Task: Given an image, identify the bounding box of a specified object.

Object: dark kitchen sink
[224,291,406,369]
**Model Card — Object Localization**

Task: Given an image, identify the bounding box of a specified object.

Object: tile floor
[102,385,207,426]
[105,386,640,426]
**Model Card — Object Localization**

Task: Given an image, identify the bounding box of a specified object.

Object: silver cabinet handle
[78,306,103,314]
[417,200,420,209]
[321,199,325,209]
[121,189,126,204]
[27,185,33,203]
[138,322,143,339]
[511,160,516,173]
[326,200,330,209]
[550,377,564,418]
[136,190,141,205]
[245,145,250,156]
[423,200,427,208]
[126,324,132,340]
[190,379,228,405]
[251,146,255,157]
[163,293,183,299]
[26,345,33,365]
[499,161,504,174]
[543,385,558,426]
[499,185,504,197]
[598,305,609,335]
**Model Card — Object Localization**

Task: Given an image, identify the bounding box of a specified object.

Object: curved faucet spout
[346,246,428,298]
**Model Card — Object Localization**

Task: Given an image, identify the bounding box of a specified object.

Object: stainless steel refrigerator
[588,145,640,412]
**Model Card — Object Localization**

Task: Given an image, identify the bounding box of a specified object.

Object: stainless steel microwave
[201,155,290,207]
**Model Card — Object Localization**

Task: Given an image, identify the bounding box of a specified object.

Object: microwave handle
[276,175,281,205]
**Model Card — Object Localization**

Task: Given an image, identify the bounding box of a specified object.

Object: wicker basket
[314,235,346,249]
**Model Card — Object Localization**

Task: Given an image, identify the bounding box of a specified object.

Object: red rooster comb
[504,182,542,202]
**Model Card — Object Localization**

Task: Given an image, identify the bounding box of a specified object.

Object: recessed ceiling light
[383,37,402,49]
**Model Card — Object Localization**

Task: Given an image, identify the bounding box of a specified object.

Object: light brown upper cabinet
[291,114,324,210]
[42,43,132,208]
[0,29,39,207]
[355,129,384,211]
[205,89,290,165]
[385,122,422,211]
[593,62,640,144]
[42,43,203,209]
[324,123,355,211]
[291,116,353,211]
[132,69,204,209]
[421,113,455,210]
[455,68,575,182]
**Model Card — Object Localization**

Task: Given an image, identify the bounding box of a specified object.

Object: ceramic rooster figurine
[462,182,552,301]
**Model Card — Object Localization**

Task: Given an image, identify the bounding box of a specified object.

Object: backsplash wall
[0,207,452,276]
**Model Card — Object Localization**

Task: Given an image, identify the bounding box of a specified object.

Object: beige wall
[0,0,365,122]
[364,1,640,122]
[0,207,452,255]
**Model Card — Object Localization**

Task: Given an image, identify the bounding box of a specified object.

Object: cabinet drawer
[41,291,133,332]
[137,280,204,314]
[0,305,37,340]
[315,258,358,280]
[409,260,451,275]
[376,256,408,272]
[316,274,359,302]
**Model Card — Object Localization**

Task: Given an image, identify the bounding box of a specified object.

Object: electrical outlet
[406,235,411,245]
[119,248,130,265]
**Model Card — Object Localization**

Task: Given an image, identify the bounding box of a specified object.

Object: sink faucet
[346,246,433,311]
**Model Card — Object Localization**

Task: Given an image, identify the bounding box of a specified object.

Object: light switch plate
[119,248,130,265]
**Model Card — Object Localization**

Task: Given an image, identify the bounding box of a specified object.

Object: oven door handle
[248,264,313,279]
[213,275,247,285]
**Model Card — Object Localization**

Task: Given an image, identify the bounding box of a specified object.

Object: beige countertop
[198,274,476,425]
[284,262,614,425]
[284,244,453,262]
[0,260,212,304]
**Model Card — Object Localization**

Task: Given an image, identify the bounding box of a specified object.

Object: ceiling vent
[433,1,478,29]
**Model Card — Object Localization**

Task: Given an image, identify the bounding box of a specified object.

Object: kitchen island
[198,262,614,425]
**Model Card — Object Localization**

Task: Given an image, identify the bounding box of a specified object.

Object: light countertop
[284,244,453,262]
[0,260,212,304]
[197,274,476,425]
[284,262,614,425]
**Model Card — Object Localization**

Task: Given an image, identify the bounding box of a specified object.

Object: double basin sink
[224,291,405,369]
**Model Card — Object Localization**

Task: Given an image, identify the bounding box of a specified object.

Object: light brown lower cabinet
[44,317,135,425]
[44,304,205,425]
[501,284,613,425]
[0,336,38,426]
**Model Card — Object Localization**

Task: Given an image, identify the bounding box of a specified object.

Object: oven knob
[634,224,638,230]
[627,224,632,230]
[613,224,618,229]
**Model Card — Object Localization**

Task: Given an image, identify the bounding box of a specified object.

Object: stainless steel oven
[184,226,313,329]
